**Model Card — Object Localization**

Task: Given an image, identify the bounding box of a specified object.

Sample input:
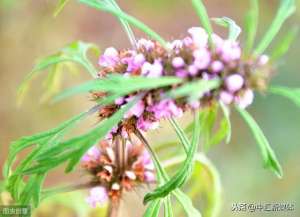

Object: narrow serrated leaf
[269,86,300,108]
[17,41,99,105]
[143,199,161,217]
[21,96,139,175]
[236,107,283,178]
[172,190,202,217]
[144,111,201,203]
[271,26,298,60]
[191,0,213,46]
[79,0,168,48]
[244,0,259,54]
[54,75,182,102]
[167,78,220,101]
[255,0,296,55]
[212,17,241,41]
[54,0,71,17]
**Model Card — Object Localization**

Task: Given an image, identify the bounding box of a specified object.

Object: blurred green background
[0,0,299,216]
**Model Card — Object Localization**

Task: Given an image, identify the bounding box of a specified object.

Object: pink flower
[188,27,208,48]
[172,57,185,68]
[148,99,183,119]
[193,49,211,70]
[219,91,234,105]
[137,39,155,51]
[175,69,188,78]
[144,171,156,182]
[86,187,108,208]
[115,97,125,105]
[258,55,269,66]
[188,64,198,76]
[211,60,224,72]
[220,40,241,62]
[141,60,163,78]
[98,47,119,67]
[125,171,137,180]
[225,74,244,92]
[141,150,155,171]
[212,33,224,50]
[235,89,254,109]
[122,53,145,72]
[124,98,145,118]
[189,100,200,109]
[183,37,193,46]
[168,40,183,51]
[81,146,101,162]
[137,116,159,131]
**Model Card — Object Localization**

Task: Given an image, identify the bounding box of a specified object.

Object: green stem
[79,0,168,49]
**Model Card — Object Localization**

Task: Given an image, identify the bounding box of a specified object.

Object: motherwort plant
[3,0,299,216]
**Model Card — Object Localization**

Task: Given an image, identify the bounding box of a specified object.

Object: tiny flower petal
[225,74,244,92]
[86,187,108,208]
[112,183,121,190]
[189,100,200,109]
[235,89,254,109]
[220,40,241,62]
[258,55,269,66]
[99,47,119,67]
[124,99,145,118]
[219,91,234,105]
[188,64,198,76]
[144,171,156,182]
[193,49,211,70]
[172,57,185,68]
[188,27,208,48]
[175,69,188,78]
[125,171,137,180]
[115,97,125,105]
[82,146,100,162]
[137,39,155,51]
[211,60,224,72]
[137,116,159,131]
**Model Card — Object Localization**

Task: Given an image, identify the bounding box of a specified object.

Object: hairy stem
[107,201,120,217]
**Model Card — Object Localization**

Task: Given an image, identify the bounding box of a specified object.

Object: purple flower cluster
[81,138,155,207]
[96,27,270,133]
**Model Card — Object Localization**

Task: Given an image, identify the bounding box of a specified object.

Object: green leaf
[8,97,137,206]
[144,111,201,204]
[104,0,137,47]
[54,74,182,102]
[254,0,296,55]
[269,86,300,108]
[244,0,259,54]
[191,0,213,46]
[4,107,97,201]
[21,96,139,175]
[3,110,90,178]
[199,104,218,151]
[236,107,283,178]
[212,17,241,41]
[54,0,71,16]
[167,78,220,101]
[19,173,45,207]
[169,118,190,153]
[172,190,201,217]
[164,196,174,217]
[78,0,168,48]
[143,199,161,217]
[271,26,298,60]
[17,41,99,104]
[164,153,221,217]
[219,101,231,144]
